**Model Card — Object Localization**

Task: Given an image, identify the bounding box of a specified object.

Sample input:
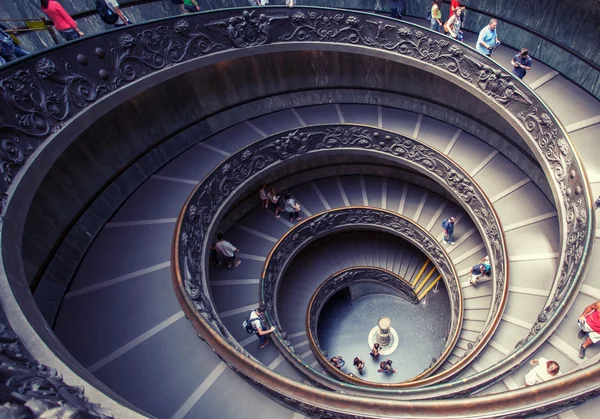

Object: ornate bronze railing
[260,208,462,387]
[0,310,114,418]
[0,5,592,416]
[174,124,509,392]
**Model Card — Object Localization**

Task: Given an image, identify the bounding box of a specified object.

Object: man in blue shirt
[476,18,500,56]
[441,216,455,245]
[511,48,533,79]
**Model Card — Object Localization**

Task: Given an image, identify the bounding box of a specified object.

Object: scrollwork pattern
[0,5,590,412]
[0,312,112,418]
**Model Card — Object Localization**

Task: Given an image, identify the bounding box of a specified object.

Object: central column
[377,316,392,346]
[368,316,399,355]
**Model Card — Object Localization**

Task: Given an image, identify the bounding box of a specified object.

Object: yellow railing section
[410,260,441,300]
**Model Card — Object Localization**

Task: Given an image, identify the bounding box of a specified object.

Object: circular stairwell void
[308,257,452,383]
[319,292,450,383]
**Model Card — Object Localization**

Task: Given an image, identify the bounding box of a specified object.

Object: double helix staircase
[2,5,598,419]
[54,95,582,416]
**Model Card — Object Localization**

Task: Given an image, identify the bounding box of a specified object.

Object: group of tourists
[428,0,465,40]
[427,1,532,79]
[259,185,303,222]
[4,0,532,82]
[328,343,398,377]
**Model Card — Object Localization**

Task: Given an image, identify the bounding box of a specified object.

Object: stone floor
[317,286,451,383]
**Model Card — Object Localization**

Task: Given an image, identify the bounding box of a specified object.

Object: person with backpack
[378,358,397,374]
[330,356,345,369]
[215,232,241,268]
[41,0,84,41]
[245,305,275,348]
[97,0,131,27]
[441,216,455,245]
[444,6,464,41]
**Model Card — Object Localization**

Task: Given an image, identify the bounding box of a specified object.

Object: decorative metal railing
[0,5,592,416]
[174,123,508,391]
[0,310,113,418]
[260,209,462,386]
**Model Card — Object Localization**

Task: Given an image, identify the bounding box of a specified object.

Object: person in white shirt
[215,232,241,268]
[284,192,302,222]
[249,305,275,348]
[104,0,131,27]
[524,357,560,386]
[259,184,268,209]
[268,188,282,218]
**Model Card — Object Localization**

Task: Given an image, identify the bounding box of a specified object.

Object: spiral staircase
[1,4,600,419]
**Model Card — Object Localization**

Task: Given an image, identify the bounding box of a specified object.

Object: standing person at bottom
[215,232,241,268]
[476,19,500,56]
[370,342,381,359]
[353,357,365,375]
[41,0,84,41]
[524,358,560,386]
[104,0,131,26]
[441,216,455,245]
[249,305,275,348]
[284,192,303,222]
[511,48,533,79]
[378,359,397,374]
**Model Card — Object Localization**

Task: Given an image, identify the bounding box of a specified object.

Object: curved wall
[21,48,540,291]
[0,7,593,417]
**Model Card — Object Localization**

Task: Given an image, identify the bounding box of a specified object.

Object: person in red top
[577,301,600,358]
[449,0,460,17]
[41,0,84,42]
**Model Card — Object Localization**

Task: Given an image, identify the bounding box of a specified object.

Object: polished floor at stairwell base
[317,285,451,383]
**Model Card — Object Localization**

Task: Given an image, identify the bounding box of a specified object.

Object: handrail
[0,5,592,416]
[259,207,463,388]
[166,6,590,401]
[173,121,508,393]
[8,0,599,81]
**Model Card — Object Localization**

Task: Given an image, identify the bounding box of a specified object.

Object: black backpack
[242,315,261,334]
[96,0,119,24]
